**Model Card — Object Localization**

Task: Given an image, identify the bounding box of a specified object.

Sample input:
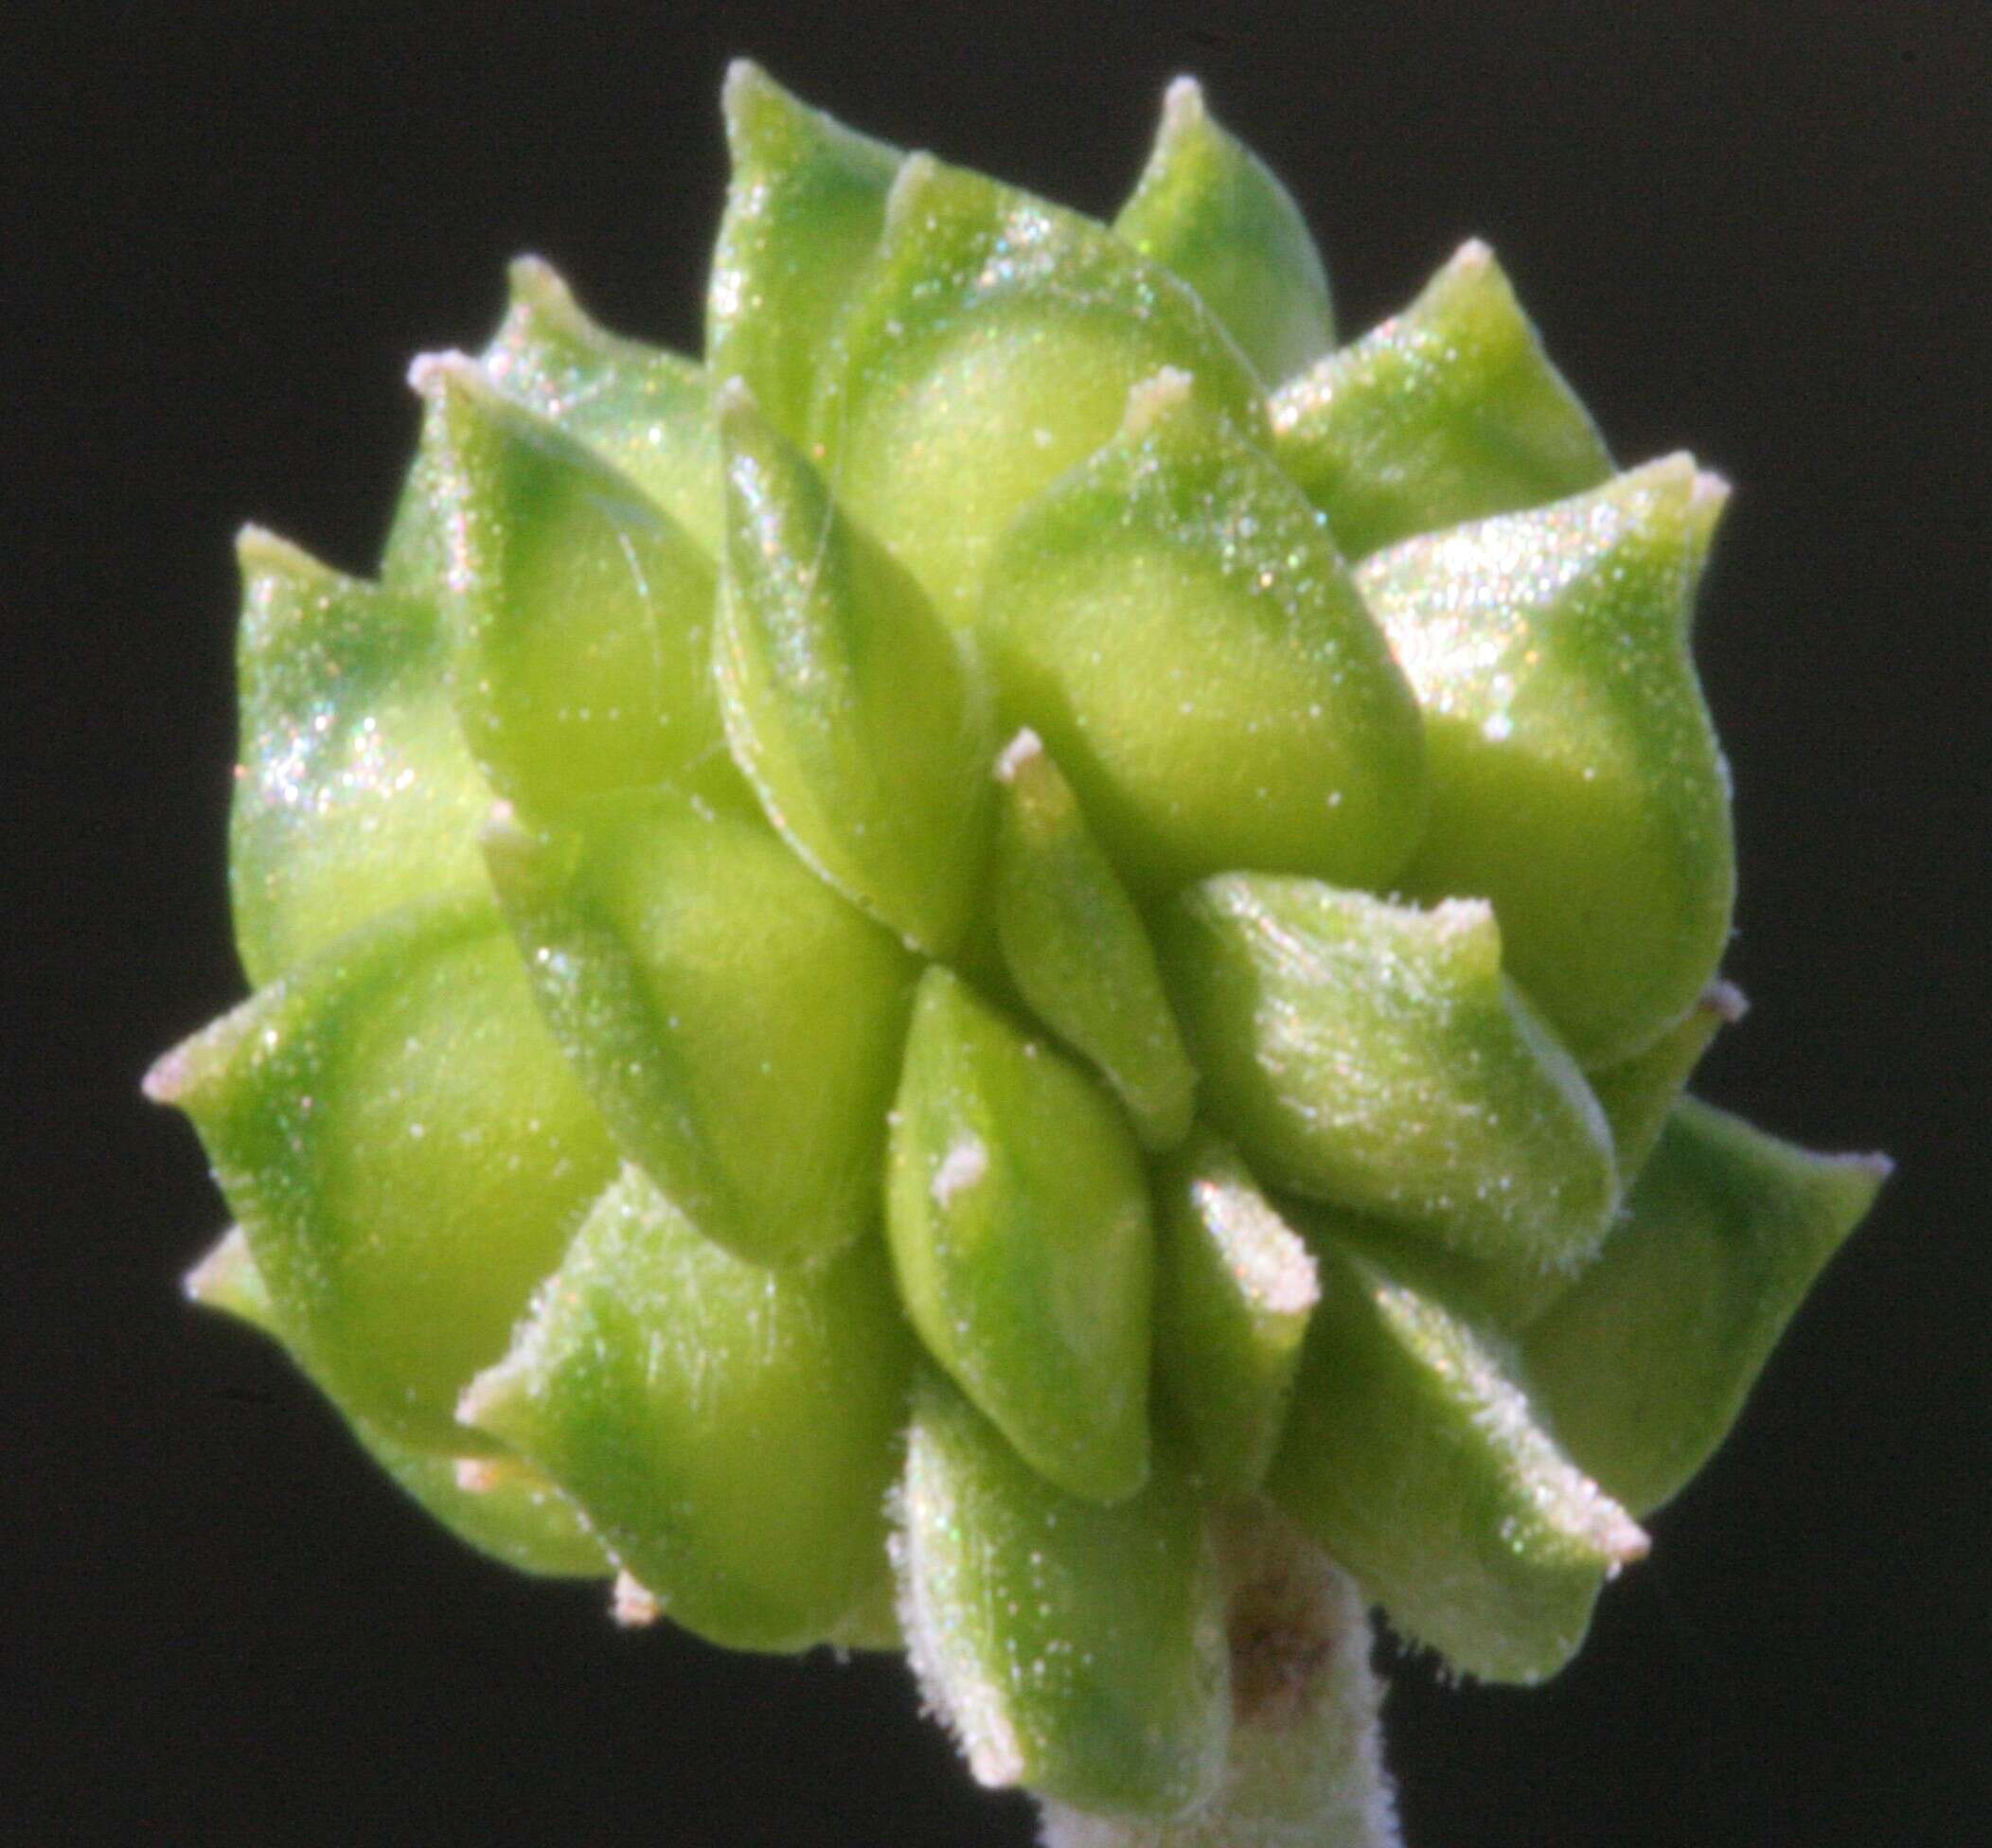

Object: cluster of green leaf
[151,63,1884,1828]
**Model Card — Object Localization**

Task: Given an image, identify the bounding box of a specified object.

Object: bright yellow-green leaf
[1150,1131,1318,1499]
[980,372,1426,898]
[1269,1214,1647,1683]
[886,967,1154,1503]
[715,382,995,956]
[462,1164,913,1651]
[991,729,1195,1150]
[147,892,618,1453]
[482,257,721,556]
[227,528,489,986]
[484,790,918,1266]
[1523,1098,1889,1516]
[412,352,734,815]
[1161,877,1618,1269]
[1272,240,1611,559]
[1361,455,1735,1065]
[1115,77,1334,384]
[898,1373,1229,1818]
[811,153,1266,620]
[706,61,903,444]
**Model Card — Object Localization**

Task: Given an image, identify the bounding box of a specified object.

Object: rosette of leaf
[150,64,1887,1843]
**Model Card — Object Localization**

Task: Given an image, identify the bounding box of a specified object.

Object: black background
[7,5,1987,1844]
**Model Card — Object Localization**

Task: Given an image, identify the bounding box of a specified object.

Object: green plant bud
[1161,877,1618,1269]
[1271,240,1612,560]
[1588,980,1746,1184]
[991,729,1196,1150]
[411,352,733,815]
[1150,1132,1319,1500]
[1359,455,1735,1065]
[715,382,995,956]
[981,372,1427,898]
[1114,78,1335,386]
[460,1164,913,1650]
[482,257,722,557]
[1522,1099,1890,1516]
[483,790,918,1268]
[146,892,618,1452]
[1269,1213,1648,1683]
[886,967,1154,1503]
[897,1373,1229,1819]
[185,1227,610,1577]
[810,152,1266,620]
[151,67,1890,1840]
[707,60,903,443]
[227,528,489,986]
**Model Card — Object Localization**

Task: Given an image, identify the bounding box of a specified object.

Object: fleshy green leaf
[980,372,1427,898]
[811,153,1266,620]
[147,893,618,1453]
[1271,240,1611,559]
[715,382,995,956]
[1159,878,1618,1269]
[1359,455,1735,1065]
[706,61,903,443]
[1523,1098,1889,1516]
[1588,980,1745,1185]
[1114,78,1335,385]
[898,1373,1229,1819]
[886,967,1154,1503]
[991,729,1195,1150]
[1269,1215,1648,1683]
[183,1227,612,1578]
[461,1164,913,1651]
[182,1222,276,1327]
[411,352,734,815]
[484,790,918,1267]
[227,528,489,986]
[481,257,721,556]
[1150,1131,1319,1500]
[1296,1207,1578,1340]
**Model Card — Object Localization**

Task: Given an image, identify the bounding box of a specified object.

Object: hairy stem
[1038,1503,1400,1848]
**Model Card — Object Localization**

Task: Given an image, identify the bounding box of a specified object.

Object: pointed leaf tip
[1120,365,1197,439]
[612,1572,662,1629]
[1523,1099,1893,1515]
[504,254,572,313]
[1162,74,1205,125]
[1272,240,1611,557]
[882,151,944,227]
[707,64,901,442]
[405,346,486,403]
[142,1045,189,1106]
[1115,78,1334,382]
